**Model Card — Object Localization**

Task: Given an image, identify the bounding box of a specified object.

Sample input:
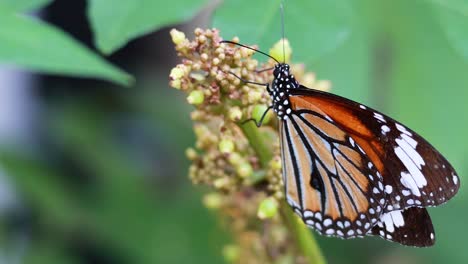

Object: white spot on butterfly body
[430,233,434,240]
[359,105,366,109]
[453,174,459,185]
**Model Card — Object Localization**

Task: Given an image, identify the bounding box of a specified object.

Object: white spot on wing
[381,125,390,134]
[374,112,386,123]
[381,210,405,233]
[385,185,393,194]
[396,123,412,136]
[400,172,422,196]
[401,133,417,148]
[396,137,424,169]
[395,142,427,194]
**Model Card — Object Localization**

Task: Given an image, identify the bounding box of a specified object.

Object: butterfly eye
[273,66,281,77]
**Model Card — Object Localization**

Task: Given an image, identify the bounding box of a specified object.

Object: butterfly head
[270,63,298,120]
[272,63,299,92]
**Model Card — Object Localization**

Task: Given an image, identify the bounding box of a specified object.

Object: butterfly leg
[241,105,273,127]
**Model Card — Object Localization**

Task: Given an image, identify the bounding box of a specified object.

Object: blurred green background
[0,0,467,263]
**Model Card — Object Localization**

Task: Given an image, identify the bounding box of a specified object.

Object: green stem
[280,201,326,264]
[239,122,327,264]
[239,121,273,168]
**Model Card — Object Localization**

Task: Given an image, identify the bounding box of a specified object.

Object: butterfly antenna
[219,40,280,64]
[280,1,286,63]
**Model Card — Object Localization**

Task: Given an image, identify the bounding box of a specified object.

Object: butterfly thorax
[270,63,299,120]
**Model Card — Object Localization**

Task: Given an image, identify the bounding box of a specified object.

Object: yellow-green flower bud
[187,90,204,105]
[228,106,243,122]
[301,72,316,88]
[237,162,253,178]
[222,244,239,263]
[219,139,235,154]
[269,38,292,63]
[170,79,181,89]
[203,192,223,209]
[315,80,331,91]
[252,104,271,125]
[213,177,230,189]
[169,66,185,80]
[270,156,282,170]
[257,197,279,219]
[247,90,263,103]
[185,148,198,160]
[228,152,242,166]
[170,29,186,45]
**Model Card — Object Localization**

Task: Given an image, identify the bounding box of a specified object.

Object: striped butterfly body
[270,63,459,247]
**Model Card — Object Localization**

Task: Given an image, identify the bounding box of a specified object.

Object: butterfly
[219,41,460,247]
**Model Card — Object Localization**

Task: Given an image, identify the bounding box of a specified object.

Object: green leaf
[88,0,207,54]
[0,13,133,86]
[428,0,468,60]
[212,0,354,65]
[0,0,52,12]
